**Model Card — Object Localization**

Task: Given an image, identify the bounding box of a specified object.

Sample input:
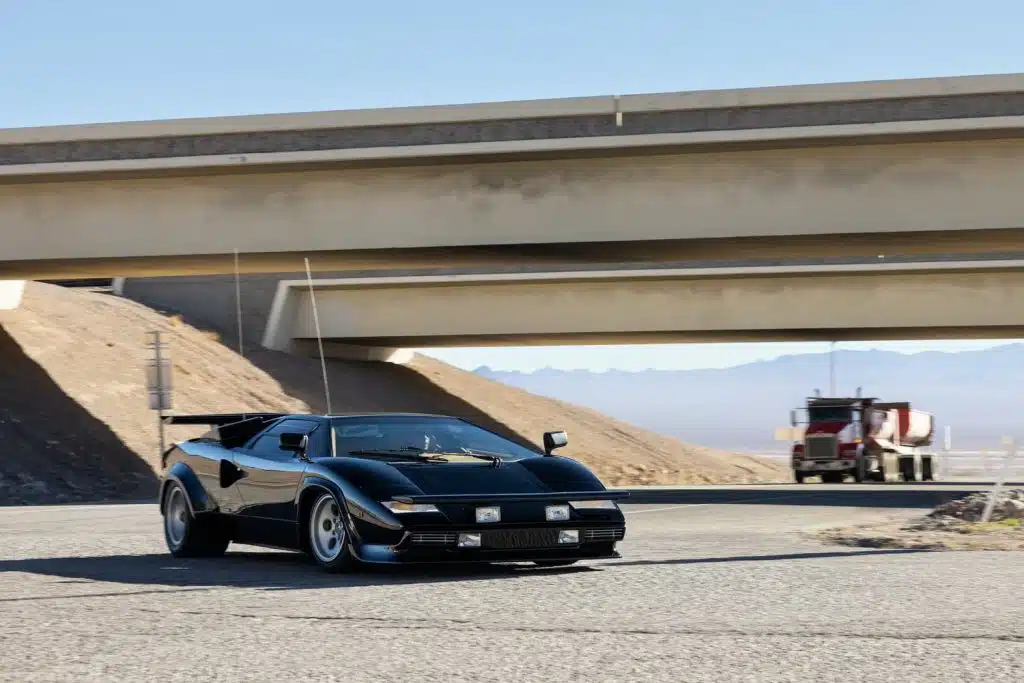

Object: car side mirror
[790,410,797,427]
[279,432,308,454]
[543,430,568,456]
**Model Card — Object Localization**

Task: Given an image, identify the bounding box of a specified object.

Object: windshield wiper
[431,448,504,467]
[347,446,505,467]
[459,447,509,459]
[348,448,448,462]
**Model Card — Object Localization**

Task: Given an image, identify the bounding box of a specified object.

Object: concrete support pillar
[0,281,26,310]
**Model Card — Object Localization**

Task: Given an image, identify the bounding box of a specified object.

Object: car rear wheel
[162,482,229,558]
[308,491,358,572]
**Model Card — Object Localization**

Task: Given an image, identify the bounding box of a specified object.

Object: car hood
[318,454,607,500]
[389,461,550,495]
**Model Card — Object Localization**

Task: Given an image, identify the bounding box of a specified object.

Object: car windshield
[330,416,541,462]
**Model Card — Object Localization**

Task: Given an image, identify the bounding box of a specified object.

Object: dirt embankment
[0,282,787,505]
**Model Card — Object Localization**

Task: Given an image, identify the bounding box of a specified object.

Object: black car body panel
[159,412,627,565]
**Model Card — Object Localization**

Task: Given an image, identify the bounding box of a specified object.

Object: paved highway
[1,485,1022,682]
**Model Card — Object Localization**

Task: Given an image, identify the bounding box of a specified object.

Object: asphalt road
[2,485,1023,683]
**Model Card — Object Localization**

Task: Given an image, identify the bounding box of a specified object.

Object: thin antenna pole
[829,341,836,396]
[233,249,247,421]
[304,257,332,415]
[233,248,244,358]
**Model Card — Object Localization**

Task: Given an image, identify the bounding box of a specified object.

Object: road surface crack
[135,609,1024,643]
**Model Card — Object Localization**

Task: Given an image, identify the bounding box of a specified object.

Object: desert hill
[0,282,786,505]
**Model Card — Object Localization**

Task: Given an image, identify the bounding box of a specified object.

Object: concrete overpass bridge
[3,72,1024,288]
[111,256,1024,363]
[6,72,1024,355]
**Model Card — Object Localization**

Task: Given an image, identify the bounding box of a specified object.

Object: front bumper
[352,524,626,564]
[794,459,854,472]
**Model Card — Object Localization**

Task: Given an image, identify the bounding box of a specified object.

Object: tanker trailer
[861,402,937,482]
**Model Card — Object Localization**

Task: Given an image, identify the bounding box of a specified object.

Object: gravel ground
[1,497,1023,683]
[813,488,1024,551]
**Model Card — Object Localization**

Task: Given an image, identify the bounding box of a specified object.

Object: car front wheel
[307,491,359,572]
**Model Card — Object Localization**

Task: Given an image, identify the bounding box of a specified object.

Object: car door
[232,418,321,548]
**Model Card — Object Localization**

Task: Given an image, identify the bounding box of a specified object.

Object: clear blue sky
[3,0,1021,371]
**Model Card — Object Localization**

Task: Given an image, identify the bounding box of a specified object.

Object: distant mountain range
[472,344,1024,453]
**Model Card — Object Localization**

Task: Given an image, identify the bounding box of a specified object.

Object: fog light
[458,533,481,548]
[475,506,501,523]
[545,505,570,521]
[558,529,579,544]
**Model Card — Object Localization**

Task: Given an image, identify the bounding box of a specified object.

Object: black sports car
[159,412,627,571]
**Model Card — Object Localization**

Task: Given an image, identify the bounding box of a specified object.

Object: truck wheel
[922,456,936,482]
[881,453,902,482]
[794,471,806,484]
[899,457,918,482]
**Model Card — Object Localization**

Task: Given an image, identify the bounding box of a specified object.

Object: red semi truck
[788,394,938,483]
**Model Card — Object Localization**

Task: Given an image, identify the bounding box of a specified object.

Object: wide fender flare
[518,454,610,490]
[160,462,216,517]
[296,476,405,545]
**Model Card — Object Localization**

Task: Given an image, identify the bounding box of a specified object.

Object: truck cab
[791,397,871,483]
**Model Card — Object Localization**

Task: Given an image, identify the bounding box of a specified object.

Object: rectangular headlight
[568,500,619,510]
[381,501,440,514]
[558,529,580,544]
[475,506,501,523]
[545,505,570,521]
[458,533,481,548]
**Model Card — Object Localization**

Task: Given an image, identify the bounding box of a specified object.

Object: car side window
[248,419,319,460]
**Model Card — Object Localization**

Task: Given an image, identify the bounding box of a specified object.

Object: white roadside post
[980,436,1017,523]
[146,331,173,458]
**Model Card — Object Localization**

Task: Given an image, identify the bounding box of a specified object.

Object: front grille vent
[409,533,457,545]
[583,527,626,542]
[806,435,838,460]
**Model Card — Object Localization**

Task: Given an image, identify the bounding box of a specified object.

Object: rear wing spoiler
[163,413,288,449]
[162,413,288,426]
[392,490,629,505]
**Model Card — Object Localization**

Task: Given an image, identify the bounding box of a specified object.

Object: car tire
[307,491,359,573]
[162,481,229,558]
